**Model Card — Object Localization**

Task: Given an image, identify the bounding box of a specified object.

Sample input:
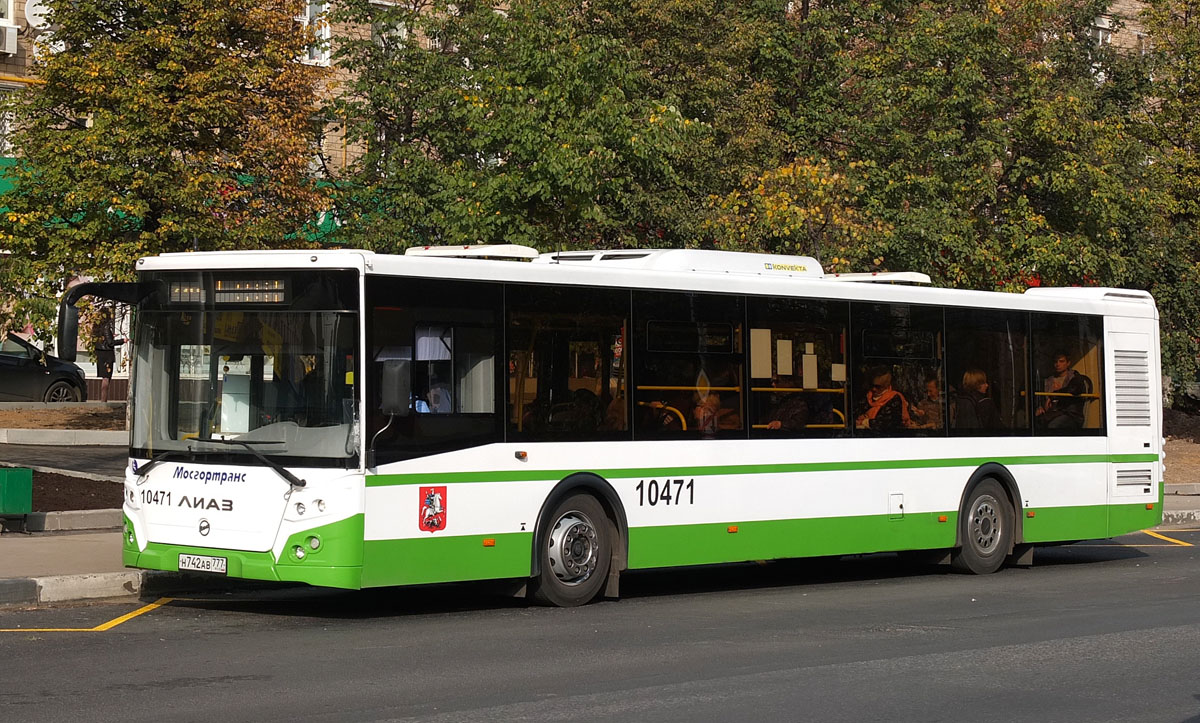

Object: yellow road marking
[0,597,174,633]
[1142,530,1193,547]
[1070,544,1183,548]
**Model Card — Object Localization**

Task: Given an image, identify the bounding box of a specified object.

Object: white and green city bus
[58,246,1163,606]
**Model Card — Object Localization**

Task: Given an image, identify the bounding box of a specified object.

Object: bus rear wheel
[952,479,1013,575]
[530,493,611,607]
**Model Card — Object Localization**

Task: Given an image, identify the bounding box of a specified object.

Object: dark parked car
[0,332,88,402]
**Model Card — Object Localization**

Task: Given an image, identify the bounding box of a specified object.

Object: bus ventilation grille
[1115,469,1154,484]
[1113,349,1152,427]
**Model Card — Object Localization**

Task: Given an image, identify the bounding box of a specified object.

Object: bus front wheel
[530,493,612,607]
[952,479,1013,575]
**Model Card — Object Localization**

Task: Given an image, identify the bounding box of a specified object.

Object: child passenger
[910,378,943,430]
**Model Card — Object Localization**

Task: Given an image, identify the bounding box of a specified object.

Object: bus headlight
[293,545,306,560]
[295,502,306,516]
[308,536,321,551]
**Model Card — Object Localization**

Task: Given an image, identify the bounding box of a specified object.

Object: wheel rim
[48,385,72,402]
[546,512,598,586]
[969,494,1002,556]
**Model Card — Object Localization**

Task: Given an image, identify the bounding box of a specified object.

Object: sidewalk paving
[2,439,1199,607]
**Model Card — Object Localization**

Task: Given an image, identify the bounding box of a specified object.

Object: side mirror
[56,302,79,362]
[381,359,411,417]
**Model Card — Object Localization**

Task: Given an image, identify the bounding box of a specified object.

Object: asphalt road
[2,530,1199,723]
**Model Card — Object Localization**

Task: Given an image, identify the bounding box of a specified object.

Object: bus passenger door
[1105,321,1160,523]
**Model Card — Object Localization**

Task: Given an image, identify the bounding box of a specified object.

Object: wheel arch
[956,463,1024,550]
[43,377,84,403]
[530,472,628,580]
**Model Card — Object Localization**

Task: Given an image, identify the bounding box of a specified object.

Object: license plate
[178,554,227,574]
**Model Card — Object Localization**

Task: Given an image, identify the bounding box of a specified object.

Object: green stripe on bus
[126,503,1162,588]
[628,512,959,568]
[626,500,1161,568]
[362,532,533,587]
[366,453,1159,487]
[353,501,1162,583]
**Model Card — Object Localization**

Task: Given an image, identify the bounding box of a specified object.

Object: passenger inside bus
[762,376,810,432]
[1036,351,1091,430]
[856,369,912,431]
[910,377,943,430]
[954,369,1001,430]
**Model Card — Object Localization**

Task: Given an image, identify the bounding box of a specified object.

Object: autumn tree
[0,0,330,335]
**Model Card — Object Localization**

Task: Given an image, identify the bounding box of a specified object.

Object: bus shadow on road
[152,541,1150,618]
[617,541,1149,601]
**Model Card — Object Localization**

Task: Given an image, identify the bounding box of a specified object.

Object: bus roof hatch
[535,249,826,278]
[403,244,540,260]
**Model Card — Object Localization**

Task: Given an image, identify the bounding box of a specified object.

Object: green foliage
[328,0,756,249]
[3,0,1199,388]
[0,0,330,307]
[747,1,1157,286]
[1139,0,1200,391]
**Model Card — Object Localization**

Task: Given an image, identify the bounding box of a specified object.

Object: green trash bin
[0,468,33,515]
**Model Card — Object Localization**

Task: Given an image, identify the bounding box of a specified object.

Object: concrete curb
[1,509,122,533]
[1161,508,1200,527]
[28,509,123,532]
[0,570,287,607]
[35,572,143,603]
[0,402,125,411]
[0,429,126,446]
[0,572,144,606]
[0,461,123,484]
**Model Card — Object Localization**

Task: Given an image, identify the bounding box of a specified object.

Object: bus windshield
[130,308,358,464]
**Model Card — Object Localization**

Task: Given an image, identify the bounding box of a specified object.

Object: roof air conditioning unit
[0,25,16,56]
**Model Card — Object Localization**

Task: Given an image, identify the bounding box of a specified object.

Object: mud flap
[1009,543,1034,567]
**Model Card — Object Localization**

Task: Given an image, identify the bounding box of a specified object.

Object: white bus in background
[58,246,1162,606]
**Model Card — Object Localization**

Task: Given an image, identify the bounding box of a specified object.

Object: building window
[1089,16,1113,47]
[300,0,331,66]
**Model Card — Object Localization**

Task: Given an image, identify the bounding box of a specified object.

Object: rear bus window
[1031,314,1104,435]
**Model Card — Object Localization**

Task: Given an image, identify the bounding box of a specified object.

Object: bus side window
[1031,313,1104,435]
[747,296,850,438]
[850,303,945,437]
[365,278,503,464]
[505,285,630,441]
[945,308,1030,436]
[632,291,745,440]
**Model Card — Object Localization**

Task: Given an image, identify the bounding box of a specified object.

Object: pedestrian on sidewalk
[93,307,124,403]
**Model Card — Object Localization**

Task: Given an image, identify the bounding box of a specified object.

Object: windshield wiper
[192,438,307,488]
[135,450,195,484]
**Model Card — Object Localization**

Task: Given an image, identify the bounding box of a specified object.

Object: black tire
[951,479,1013,574]
[530,493,612,607]
[44,380,81,403]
